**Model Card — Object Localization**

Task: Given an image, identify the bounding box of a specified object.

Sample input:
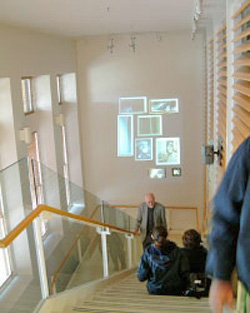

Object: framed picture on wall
[148,168,166,179]
[137,115,162,136]
[172,167,182,177]
[156,137,180,165]
[149,98,179,114]
[119,96,147,114]
[135,138,153,161]
[117,115,134,157]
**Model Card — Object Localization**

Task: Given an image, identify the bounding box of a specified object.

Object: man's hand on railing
[134,230,139,236]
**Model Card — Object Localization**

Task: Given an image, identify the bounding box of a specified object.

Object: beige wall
[0,24,82,187]
[76,32,205,219]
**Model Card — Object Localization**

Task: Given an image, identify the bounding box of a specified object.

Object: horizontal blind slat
[233,82,250,97]
[233,27,250,42]
[232,12,250,31]
[233,105,250,127]
[232,116,250,137]
[233,56,250,66]
[232,0,250,19]
[233,93,250,112]
[233,41,250,54]
[233,70,250,81]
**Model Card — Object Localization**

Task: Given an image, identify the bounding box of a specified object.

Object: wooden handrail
[0,204,135,249]
[108,204,200,232]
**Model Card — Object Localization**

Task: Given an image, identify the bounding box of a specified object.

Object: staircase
[71,272,211,313]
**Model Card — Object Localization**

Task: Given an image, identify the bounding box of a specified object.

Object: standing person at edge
[206,136,250,313]
[135,193,166,249]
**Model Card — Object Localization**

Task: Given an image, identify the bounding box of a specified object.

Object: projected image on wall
[117,115,134,157]
[148,168,166,179]
[135,138,153,161]
[119,97,147,114]
[156,137,180,165]
[137,115,162,136]
[149,98,179,114]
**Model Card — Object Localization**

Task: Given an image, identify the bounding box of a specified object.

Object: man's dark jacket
[137,240,189,295]
[206,136,250,293]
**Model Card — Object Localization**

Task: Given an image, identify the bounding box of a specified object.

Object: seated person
[181,229,210,297]
[137,225,190,295]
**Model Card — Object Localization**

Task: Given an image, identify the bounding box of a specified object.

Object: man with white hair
[135,193,166,249]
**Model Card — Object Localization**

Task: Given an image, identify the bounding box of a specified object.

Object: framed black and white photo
[148,168,166,179]
[149,98,179,114]
[156,137,180,165]
[172,167,182,177]
[135,138,153,161]
[119,96,147,114]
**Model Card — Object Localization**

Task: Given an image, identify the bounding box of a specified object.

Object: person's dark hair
[182,229,202,248]
[152,226,168,245]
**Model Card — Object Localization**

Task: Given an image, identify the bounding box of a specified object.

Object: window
[21,77,34,115]
[0,186,12,287]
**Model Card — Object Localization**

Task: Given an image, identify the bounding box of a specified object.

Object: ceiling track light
[129,35,136,53]
[191,0,202,40]
[107,37,114,54]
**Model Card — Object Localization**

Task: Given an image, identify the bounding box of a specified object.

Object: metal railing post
[97,226,110,278]
[101,200,105,223]
[28,158,49,299]
[77,239,82,262]
[125,233,134,269]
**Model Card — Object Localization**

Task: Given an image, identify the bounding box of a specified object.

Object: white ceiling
[0,0,196,38]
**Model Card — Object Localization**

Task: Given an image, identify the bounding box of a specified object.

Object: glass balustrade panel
[42,214,103,295]
[0,158,32,231]
[107,231,128,276]
[0,222,42,313]
[103,204,131,231]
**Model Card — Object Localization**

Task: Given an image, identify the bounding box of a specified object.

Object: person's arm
[160,204,167,229]
[206,138,249,280]
[135,205,143,233]
[137,253,150,282]
[179,250,190,291]
[206,137,250,312]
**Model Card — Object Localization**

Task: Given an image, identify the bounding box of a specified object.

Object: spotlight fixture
[129,35,136,53]
[107,37,114,54]
[191,0,202,40]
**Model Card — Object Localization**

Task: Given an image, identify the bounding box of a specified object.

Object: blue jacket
[206,137,250,293]
[138,240,189,295]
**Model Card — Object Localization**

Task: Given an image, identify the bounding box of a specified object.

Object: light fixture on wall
[19,127,32,145]
[54,113,65,126]
[129,35,136,53]
[107,37,114,54]
[201,138,223,165]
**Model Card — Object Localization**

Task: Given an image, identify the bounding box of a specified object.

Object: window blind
[208,38,214,142]
[232,0,250,153]
[216,24,227,170]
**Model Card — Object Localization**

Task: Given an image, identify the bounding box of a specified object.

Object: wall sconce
[54,114,65,126]
[19,127,32,145]
[201,139,223,165]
